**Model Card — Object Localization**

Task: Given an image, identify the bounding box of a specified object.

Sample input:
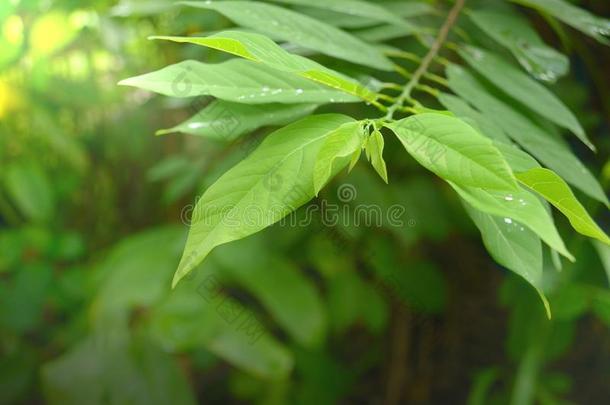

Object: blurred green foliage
[1,0,609,404]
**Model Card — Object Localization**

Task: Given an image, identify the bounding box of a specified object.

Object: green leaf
[593,241,610,286]
[157,101,317,140]
[516,168,610,245]
[147,280,293,380]
[42,336,197,405]
[459,46,591,150]
[268,0,413,28]
[3,162,55,223]
[446,64,608,205]
[327,271,388,334]
[92,226,185,327]
[215,238,327,349]
[295,0,432,28]
[510,0,610,44]
[180,1,393,70]
[365,129,388,183]
[438,92,511,143]
[449,182,574,261]
[313,121,364,195]
[467,9,569,81]
[174,114,355,285]
[462,203,549,316]
[119,59,358,104]
[152,31,378,103]
[493,142,541,173]
[386,113,519,191]
[354,24,416,42]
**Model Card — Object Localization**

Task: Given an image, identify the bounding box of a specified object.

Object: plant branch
[384,0,466,120]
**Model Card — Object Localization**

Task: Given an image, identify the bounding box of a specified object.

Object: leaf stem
[384,0,466,121]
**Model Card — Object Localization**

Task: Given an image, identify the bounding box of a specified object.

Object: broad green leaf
[174,114,354,285]
[313,121,364,194]
[157,101,317,140]
[510,0,610,44]
[146,280,293,380]
[295,0,432,28]
[3,162,55,223]
[327,270,388,334]
[180,1,393,70]
[446,64,608,205]
[468,9,569,81]
[593,242,610,286]
[119,59,358,104]
[152,31,377,103]
[462,202,549,315]
[438,92,511,143]
[379,1,435,18]
[365,129,388,183]
[459,46,591,149]
[268,0,413,28]
[354,24,416,43]
[493,142,541,173]
[386,113,519,191]
[516,168,610,245]
[215,238,327,349]
[449,182,573,261]
[91,226,185,327]
[42,336,197,405]
[293,6,380,29]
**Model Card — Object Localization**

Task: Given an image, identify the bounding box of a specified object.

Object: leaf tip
[155,128,173,136]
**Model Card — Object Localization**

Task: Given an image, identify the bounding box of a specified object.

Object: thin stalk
[384,0,466,121]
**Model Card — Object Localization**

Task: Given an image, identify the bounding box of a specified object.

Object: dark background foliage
[0,0,609,404]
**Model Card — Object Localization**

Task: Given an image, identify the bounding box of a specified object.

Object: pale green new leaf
[446,64,608,205]
[365,129,389,183]
[511,0,610,44]
[462,203,549,315]
[180,1,393,70]
[152,31,377,103]
[459,46,591,149]
[268,0,414,28]
[157,101,317,140]
[386,113,519,191]
[450,182,573,261]
[120,59,357,104]
[174,114,355,285]
[313,121,364,195]
[468,9,569,81]
[516,168,610,245]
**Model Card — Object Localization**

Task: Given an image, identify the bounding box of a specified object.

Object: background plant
[1,0,610,404]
